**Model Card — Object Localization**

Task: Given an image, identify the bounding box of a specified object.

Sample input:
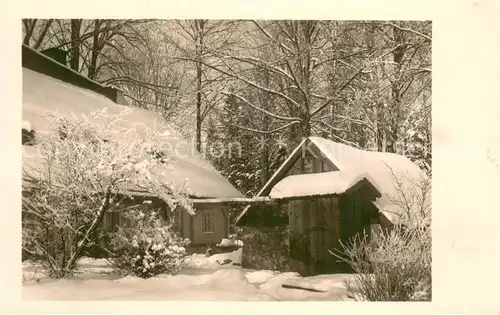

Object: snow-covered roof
[309,137,431,224]
[268,171,382,200]
[22,67,244,199]
[236,137,431,225]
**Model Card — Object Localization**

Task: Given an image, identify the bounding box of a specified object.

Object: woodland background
[22,19,432,218]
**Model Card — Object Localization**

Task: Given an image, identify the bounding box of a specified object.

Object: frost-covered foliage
[401,105,432,173]
[108,209,190,278]
[22,109,193,277]
[333,222,431,301]
[205,93,290,203]
[331,171,431,301]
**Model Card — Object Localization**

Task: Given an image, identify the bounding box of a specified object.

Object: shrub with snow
[22,110,193,278]
[332,222,431,301]
[108,209,190,278]
[331,170,431,301]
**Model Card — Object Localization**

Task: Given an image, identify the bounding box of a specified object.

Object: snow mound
[76,258,114,275]
[217,238,244,247]
[185,254,217,268]
[22,260,49,283]
[258,272,300,292]
[245,270,279,284]
[305,274,351,289]
[185,248,243,269]
[208,248,242,266]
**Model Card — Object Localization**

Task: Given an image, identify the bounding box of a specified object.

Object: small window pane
[202,211,214,233]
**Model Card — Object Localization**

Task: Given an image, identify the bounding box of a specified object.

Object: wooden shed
[236,137,430,275]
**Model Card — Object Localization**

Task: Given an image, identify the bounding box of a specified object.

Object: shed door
[338,192,373,272]
[309,198,330,274]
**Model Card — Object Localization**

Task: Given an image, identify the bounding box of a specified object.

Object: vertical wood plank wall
[284,143,376,275]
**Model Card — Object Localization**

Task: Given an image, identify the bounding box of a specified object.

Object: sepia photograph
[19,19,433,301]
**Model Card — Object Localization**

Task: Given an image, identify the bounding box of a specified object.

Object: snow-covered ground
[23,252,356,301]
[184,247,243,270]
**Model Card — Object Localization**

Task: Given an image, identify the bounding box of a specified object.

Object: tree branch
[101,76,177,90]
[223,54,294,82]
[233,121,300,134]
[251,20,293,54]
[222,92,301,122]
[178,56,303,108]
[310,98,333,117]
[382,22,432,42]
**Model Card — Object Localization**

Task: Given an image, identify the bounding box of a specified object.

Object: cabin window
[202,211,215,233]
[304,157,313,173]
[313,159,320,173]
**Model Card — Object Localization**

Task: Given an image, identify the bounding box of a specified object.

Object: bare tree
[22,19,153,79]
[199,20,375,147]
[312,21,431,157]
[354,21,432,153]
[168,19,241,151]
[68,19,82,71]
[22,19,54,49]
[22,19,189,124]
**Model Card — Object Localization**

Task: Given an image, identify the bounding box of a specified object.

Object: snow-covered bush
[22,109,193,278]
[333,222,431,301]
[108,209,190,278]
[331,169,431,301]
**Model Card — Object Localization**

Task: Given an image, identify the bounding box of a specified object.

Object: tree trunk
[260,67,271,186]
[300,118,311,139]
[66,187,112,271]
[88,19,102,80]
[196,59,202,152]
[329,60,337,140]
[22,19,37,46]
[386,26,406,153]
[195,20,205,153]
[33,19,53,50]
[376,102,385,152]
[260,135,269,187]
[70,19,82,72]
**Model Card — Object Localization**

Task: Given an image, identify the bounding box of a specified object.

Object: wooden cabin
[236,137,430,275]
[21,44,244,253]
